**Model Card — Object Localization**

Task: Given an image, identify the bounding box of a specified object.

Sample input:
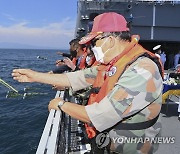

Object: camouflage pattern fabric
[66,57,163,154]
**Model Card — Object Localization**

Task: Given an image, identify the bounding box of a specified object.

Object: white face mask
[86,55,92,65]
[92,38,109,63]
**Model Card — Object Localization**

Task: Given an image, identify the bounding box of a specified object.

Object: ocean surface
[0,49,67,154]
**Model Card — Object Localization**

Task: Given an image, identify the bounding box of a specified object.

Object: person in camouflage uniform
[64,56,163,154]
[12,12,163,154]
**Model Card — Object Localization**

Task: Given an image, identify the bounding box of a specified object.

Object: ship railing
[36,91,64,154]
[36,89,91,154]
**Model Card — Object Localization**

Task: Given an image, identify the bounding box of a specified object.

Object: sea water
[0,49,67,154]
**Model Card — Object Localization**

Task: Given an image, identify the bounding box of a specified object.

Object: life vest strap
[113,114,159,130]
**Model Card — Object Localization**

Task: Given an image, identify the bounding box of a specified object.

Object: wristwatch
[58,100,65,111]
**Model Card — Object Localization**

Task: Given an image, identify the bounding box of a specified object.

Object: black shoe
[178,117,180,121]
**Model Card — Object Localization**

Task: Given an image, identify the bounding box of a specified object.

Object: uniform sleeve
[85,57,163,132]
[62,53,71,58]
[66,66,98,91]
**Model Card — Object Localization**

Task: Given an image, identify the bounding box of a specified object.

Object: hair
[102,31,131,42]
[69,38,80,45]
[69,38,85,50]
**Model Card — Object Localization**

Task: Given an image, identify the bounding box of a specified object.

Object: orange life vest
[79,48,87,69]
[72,57,77,65]
[71,48,87,70]
[85,35,164,139]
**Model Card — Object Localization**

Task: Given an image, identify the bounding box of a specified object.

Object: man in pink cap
[12,12,163,153]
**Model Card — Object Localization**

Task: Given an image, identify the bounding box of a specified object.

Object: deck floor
[155,100,180,154]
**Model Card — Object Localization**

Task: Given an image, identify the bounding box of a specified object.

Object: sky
[0,0,77,49]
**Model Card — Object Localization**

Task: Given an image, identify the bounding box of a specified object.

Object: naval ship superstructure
[36,1,180,154]
[75,0,180,52]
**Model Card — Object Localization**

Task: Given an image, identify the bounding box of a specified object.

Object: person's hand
[52,85,65,90]
[64,57,76,70]
[12,69,37,82]
[55,60,64,66]
[56,51,63,55]
[48,97,62,111]
[48,71,53,74]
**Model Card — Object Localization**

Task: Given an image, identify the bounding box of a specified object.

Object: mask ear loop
[101,37,114,56]
[100,37,109,48]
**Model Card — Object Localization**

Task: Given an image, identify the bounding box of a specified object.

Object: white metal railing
[36,90,92,154]
[36,91,64,154]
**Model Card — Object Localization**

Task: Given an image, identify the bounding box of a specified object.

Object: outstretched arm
[12,69,71,88]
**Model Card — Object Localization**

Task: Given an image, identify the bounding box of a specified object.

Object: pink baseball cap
[79,12,129,44]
